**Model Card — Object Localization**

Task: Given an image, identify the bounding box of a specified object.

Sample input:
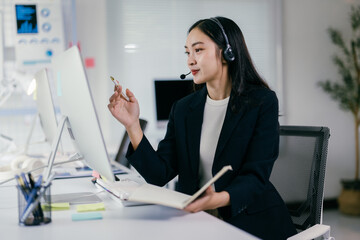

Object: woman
[108,16,296,240]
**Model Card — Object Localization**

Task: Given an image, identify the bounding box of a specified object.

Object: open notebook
[94,165,232,209]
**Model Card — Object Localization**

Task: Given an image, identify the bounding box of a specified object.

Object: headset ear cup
[0,155,45,181]
[209,18,235,62]
[11,155,27,170]
[22,158,45,175]
[0,163,14,179]
[0,156,26,181]
[224,46,235,62]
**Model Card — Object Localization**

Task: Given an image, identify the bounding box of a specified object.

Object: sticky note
[76,202,105,212]
[71,212,103,221]
[92,170,100,178]
[85,57,95,68]
[42,202,70,211]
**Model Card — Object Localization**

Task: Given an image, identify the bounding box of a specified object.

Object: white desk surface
[0,176,259,240]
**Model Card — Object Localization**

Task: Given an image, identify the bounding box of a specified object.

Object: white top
[199,95,230,186]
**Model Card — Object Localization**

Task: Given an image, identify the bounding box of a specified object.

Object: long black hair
[188,16,269,112]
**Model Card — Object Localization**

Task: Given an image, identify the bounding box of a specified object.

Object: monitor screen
[154,79,194,124]
[52,46,115,182]
[15,5,38,34]
[33,69,58,145]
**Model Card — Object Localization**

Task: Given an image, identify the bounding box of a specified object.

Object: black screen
[15,5,38,34]
[154,80,194,121]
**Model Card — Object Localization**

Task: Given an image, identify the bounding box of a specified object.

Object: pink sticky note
[92,170,100,178]
[85,57,95,68]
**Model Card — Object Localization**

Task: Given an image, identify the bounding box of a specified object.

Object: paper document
[95,165,232,209]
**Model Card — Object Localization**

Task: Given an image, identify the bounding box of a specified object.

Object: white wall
[283,0,357,198]
[77,0,358,199]
[74,0,115,151]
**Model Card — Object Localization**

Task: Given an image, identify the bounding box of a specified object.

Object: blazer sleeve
[224,90,280,217]
[126,102,179,186]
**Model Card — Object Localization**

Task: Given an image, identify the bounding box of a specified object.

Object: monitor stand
[42,116,72,181]
[42,115,121,182]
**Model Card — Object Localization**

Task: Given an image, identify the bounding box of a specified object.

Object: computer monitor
[33,69,58,145]
[52,46,115,182]
[154,79,193,128]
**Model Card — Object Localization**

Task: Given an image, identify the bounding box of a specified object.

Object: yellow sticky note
[42,202,70,211]
[76,202,105,212]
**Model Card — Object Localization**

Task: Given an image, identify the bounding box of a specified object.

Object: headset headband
[209,18,235,62]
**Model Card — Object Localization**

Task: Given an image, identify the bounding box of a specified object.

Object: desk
[0,176,259,240]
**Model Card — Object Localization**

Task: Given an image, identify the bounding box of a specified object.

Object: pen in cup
[110,76,130,101]
[22,175,43,211]
[15,175,29,198]
[21,173,31,190]
[20,174,53,223]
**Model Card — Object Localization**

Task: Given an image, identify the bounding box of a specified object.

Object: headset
[0,154,46,181]
[180,17,236,79]
[209,17,235,62]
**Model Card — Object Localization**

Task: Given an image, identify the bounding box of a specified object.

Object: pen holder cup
[17,184,52,226]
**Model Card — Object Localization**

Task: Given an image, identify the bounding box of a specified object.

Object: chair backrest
[114,118,148,167]
[270,125,330,231]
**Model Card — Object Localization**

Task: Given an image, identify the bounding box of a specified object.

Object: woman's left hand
[184,186,230,213]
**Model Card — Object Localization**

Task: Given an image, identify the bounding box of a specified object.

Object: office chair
[269,125,334,240]
[114,118,148,168]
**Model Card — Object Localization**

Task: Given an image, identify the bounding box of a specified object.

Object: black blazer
[127,86,296,240]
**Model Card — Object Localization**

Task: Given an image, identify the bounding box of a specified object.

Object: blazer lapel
[186,87,207,179]
[213,99,245,169]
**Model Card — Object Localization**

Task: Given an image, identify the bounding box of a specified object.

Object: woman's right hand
[108,85,143,150]
[107,85,140,131]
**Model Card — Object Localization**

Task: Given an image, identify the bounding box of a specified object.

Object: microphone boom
[180,71,191,79]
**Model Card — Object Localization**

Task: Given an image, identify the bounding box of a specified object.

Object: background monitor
[52,46,115,182]
[33,68,58,145]
[15,4,38,34]
[154,79,193,128]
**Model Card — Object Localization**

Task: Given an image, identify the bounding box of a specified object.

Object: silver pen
[110,76,130,102]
